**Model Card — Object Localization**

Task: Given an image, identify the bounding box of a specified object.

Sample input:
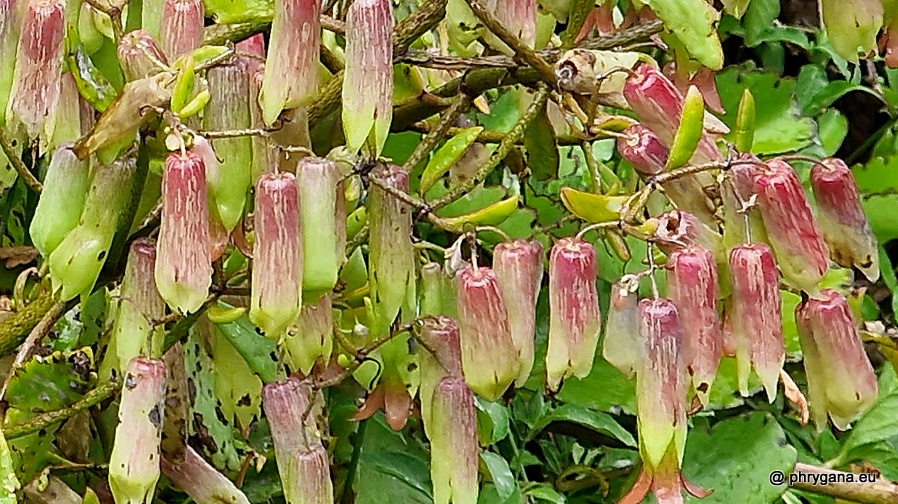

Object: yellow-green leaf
[419,126,483,194]
[665,85,705,170]
[643,0,724,69]
[560,187,628,223]
[440,195,520,231]
[734,89,756,153]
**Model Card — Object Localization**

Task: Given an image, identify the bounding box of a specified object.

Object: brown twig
[402,94,472,172]
[789,463,898,504]
[0,130,41,194]
[314,322,417,389]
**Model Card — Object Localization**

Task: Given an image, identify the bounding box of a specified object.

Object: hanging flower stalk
[621,298,708,504]
[753,159,829,294]
[618,124,716,225]
[456,265,519,400]
[493,239,543,386]
[108,357,167,504]
[159,0,204,61]
[796,289,878,430]
[262,377,333,504]
[342,0,393,156]
[430,376,479,504]
[546,237,601,392]
[367,164,416,334]
[205,60,253,232]
[161,446,250,504]
[155,150,213,315]
[49,156,136,301]
[297,157,342,296]
[250,172,302,338]
[112,239,166,374]
[118,29,169,82]
[259,0,320,125]
[8,0,65,140]
[417,316,463,437]
[283,293,334,375]
[727,243,784,401]
[666,245,721,405]
[810,158,879,281]
[30,145,90,257]
[602,276,640,377]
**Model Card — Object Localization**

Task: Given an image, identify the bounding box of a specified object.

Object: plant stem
[790,463,898,504]
[340,418,368,504]
[0,130,41,194]
[402,94,471,172]
[5,378,121,439]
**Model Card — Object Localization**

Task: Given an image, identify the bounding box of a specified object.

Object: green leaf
[479,483,522,504]
[682,412,797,503]
[203,0,273,23]
[556,357,636,415]
[716,69,815,154]
[524,484,567,503]
[0,430,19,503]
[743,0,779,46]
[476,398,511,445]
[419,127,484,194]
[528,403,636,447]
[6,348,92,413]
[481,451,516,500]
[212,308,279,384]
[863,196,898,242]
[523,100,559,181]
[355,415,432,504]
[643,0,724,69]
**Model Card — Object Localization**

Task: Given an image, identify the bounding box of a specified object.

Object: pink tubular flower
[162,447,250,504]
[342,0,393,155]
[546,237,601,392]
[155,150,213,315]
[456,266,518,401]
[8,0,65,140]
[259,0,320,125]
[728,243,784,401]
[720,156,769,249]
[667,245,721,405]
[796,289,878,430]
[250,172,302,338]
[754,159,829,294]
[652,210,725,264]
[810,158,879,281]
[493,239,544,386]
[297,157,342,296]
[618,124,668,176]
[418,316,463,438]
[108,357,167,504]
[159,0,203,61]
[430,376,479,504]
[622,64,722,164]
[118,29,169,82]
[602,277,640,377]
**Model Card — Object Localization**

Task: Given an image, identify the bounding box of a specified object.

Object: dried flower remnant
[155,150,213,315]
[118,30,169,82]
[250,172,302,338]
[456,266,519,400]
[546,237,601,392]
[810,158,879,281]
[342,0,393,155]
[796,289,878,430]
[728,243,784,401]
[493,239,543,386]
[754,159,829,294]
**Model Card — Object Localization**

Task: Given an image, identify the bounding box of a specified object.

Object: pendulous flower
[297,157,342,297]
[159,0,204,61]
[493,239,543,386]
[430,376,479,504]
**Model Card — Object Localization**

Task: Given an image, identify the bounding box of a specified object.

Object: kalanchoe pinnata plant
[456,265,519,400]
[546,237,601,392]
[728,243,784,401]
[159,0,204,61]
[112,239,166,373]
[754,159,829,294]
[30,144,90,257]
[49,156,136,301]
[493,239,543,386]
[155,150,213,315]
[796,289,878,430]
[250,171,302,338]
[430,376,479,504]
[622,298,708,504]
[262,377,333,504]
[108,357,167,504]
[205,60,253,232]
[602,276,640,377]
[810,158,879,281]
[417,316,463,437]
[161,447,250,504]
[666,245,721,405]
[118,30,169,82]
[367,164,416,334]
[283,293,334,375]
[342,0,393,156]
[259,0,320,125]
[297,157,342,297]
[8,0,65,141]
